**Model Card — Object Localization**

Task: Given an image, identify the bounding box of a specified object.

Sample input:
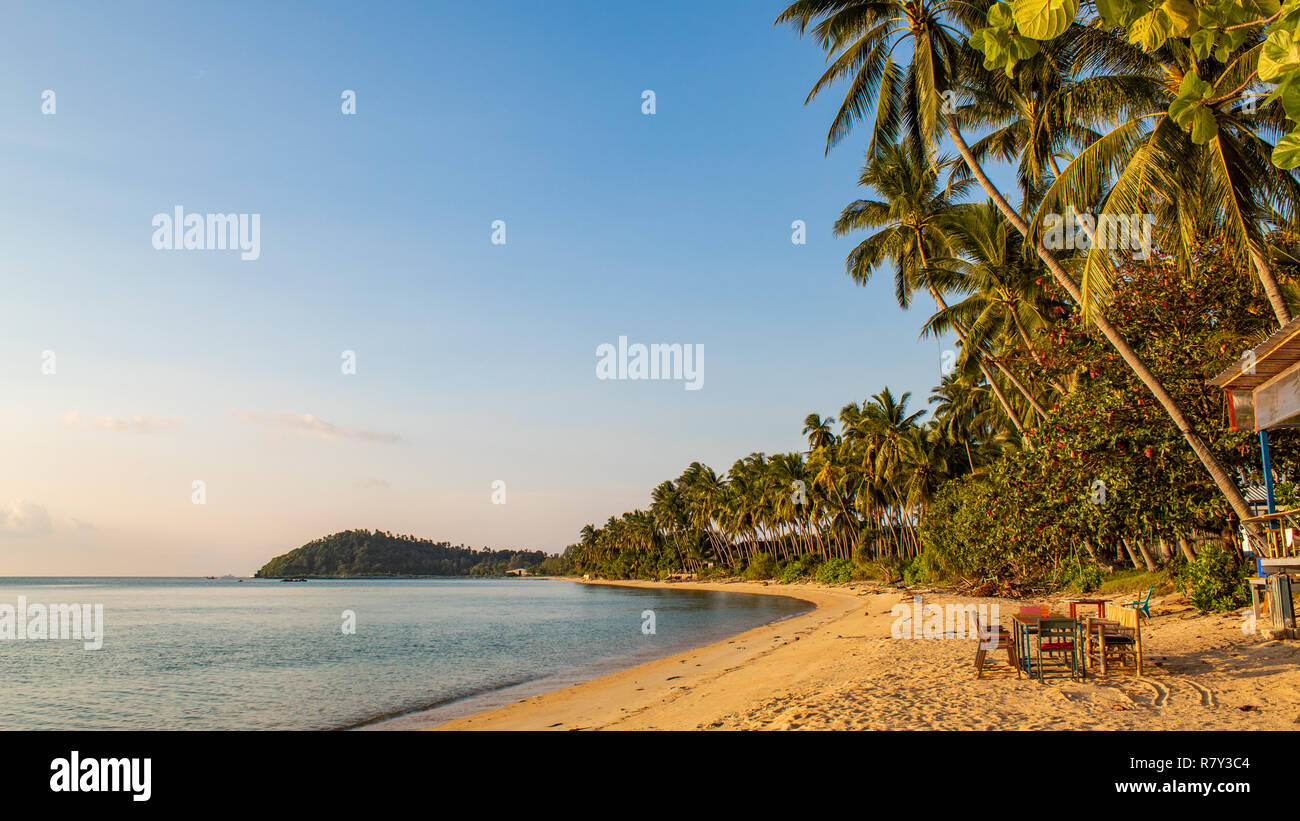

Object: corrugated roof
[1209,315,1300,390]
[1244,484,1270,502]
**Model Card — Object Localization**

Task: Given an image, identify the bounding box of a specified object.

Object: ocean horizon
[0,576,810,731]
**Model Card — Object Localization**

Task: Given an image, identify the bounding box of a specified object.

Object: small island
[254,529,549,578]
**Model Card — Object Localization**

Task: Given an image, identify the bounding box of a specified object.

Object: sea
[0,577,810,730]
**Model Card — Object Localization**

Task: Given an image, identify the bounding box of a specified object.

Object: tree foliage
[254,529,547,578]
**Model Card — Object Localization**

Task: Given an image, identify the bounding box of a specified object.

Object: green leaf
[1011,0,1079,40]
[1189,107,1217,143]
[975,29,1009,70]
[1213,30,1246,62]
[1266,73,1300,118]
[1197,0,1231,28]
[1161,0,1197,35]
[1008,34,1041,61]
[1190,28,1216,59]
[1169,69,1216,144]
[1259,27,1300,82]
[987,1,1015,29]
[1272,127,1300,169]
[1128,7,1174,51]
[1097,0,1148,27]
[1170,68,1212,108]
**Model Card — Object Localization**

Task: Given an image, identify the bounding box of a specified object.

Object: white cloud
[1,500,53,537]
[62,410,180,433]
[231,411,400,444]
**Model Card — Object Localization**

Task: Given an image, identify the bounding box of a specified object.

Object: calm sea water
[0,577,809,730]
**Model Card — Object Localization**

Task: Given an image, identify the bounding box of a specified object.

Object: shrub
[1179,544,1249,613]
[1059,558,1104,593]
[742,552,778,581]
[778,555,818,584]
[900,545,953,586]
[815,557,854,585]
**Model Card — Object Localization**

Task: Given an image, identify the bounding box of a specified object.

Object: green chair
[1123,587,1152,619]
[1034,618,1082,682]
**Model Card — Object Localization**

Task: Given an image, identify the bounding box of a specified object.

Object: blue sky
[0,0,980,574]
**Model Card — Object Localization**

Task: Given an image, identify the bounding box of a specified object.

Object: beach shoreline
[430,578,1300,731]
[428,578,873,730]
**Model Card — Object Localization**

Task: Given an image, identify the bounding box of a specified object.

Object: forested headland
[255,529,547,578]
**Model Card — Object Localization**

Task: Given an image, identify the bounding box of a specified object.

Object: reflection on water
[0,577,809,730]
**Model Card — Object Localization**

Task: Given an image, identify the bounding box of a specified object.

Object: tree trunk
[1121,538,1144,570]
[1135,539,1159,572]
[917,231,1048,429]
[987,352,1051,419]
[947,115,1256,526]
[1249,241,1291,326]
[1008,303,1067,394]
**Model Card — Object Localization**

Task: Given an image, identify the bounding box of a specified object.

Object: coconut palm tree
[1019,29,1299,325]
[802,413,838,451]
[923,200,1066,395]
[834,136,1041,441]
[779,1,1257,523]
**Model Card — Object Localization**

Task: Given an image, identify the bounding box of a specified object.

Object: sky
[0,0,982,575]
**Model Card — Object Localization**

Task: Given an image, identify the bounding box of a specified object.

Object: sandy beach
[431,579,1300,730]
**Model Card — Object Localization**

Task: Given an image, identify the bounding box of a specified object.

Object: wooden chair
[1084,617,1141,676]
[1034,618,1082,682]
[972,610,1019,679]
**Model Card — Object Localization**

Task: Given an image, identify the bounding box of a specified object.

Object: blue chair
[1124,586,1152,619]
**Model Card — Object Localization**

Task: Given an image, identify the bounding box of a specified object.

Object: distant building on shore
[505,568,531,577]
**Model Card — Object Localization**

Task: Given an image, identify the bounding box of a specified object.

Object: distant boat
[203,576,217,579]
[280,577,308,583]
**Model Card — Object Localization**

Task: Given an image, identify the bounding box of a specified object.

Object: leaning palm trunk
[1007,306,1067,394]
[1135,539,1160,573]
[916,235,1043,439]
[987,351,1051,420]
[1250,241,1291,325]
[946,115,1254,525]
[1120,537,1144,570]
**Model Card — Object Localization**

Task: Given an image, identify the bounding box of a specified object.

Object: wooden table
[1010,614,1043,677]
[1064,598,1106,619]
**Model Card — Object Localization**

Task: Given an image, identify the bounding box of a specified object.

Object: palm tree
[775,0,980,155]
[779,1,1257,523]
[929,370,1002,472]
[1034,32,1299,324]
[834,136,1040,442]
[924,201,1066,395]
[802,413,838,451]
